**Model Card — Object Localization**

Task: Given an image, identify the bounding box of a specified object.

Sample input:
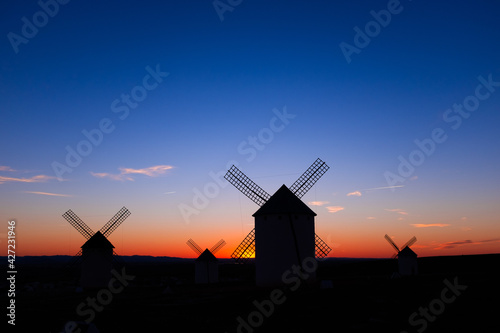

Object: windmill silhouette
[186,238,226,284]
[384,234,418,276]
[225,158,332,286]
[63,207,131,288]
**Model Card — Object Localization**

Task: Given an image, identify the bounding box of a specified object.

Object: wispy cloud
[385,208,408,215]
[411,223,450,228]
[24,191,73,197]
[119,165,174,176]
[91,165,174,181]
[0,166,16,172]
[326,206,344,213]
[361,185,404,191]
[0,174,57,184]
[434,238,500,250]
[90,172,134,181]
[308,201,329,206]
[367,216,376,220]
[346,185,404,197]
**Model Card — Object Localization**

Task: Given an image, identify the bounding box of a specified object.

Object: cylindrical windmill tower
[253,185,316,286]
[81,231,114,289]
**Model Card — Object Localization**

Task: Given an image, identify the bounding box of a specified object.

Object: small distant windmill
[186,239,226,284]
[63,207,131,289]
[224,158,332,286]
[384,234,418,276]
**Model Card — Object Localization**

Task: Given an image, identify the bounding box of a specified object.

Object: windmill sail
[210,239,226,254]
[62,210,94,239]
[289,158,330,199]
[231,229,256,263]
[100,206,131,237]
[315,234,332,258]
[224,165,271,206]
[186,239,203,255]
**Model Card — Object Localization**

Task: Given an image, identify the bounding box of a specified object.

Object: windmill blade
[289,158,330,199]
[315,234,332,258]
[224,165,270,206]
[186,239,203,255]
[210,239,226,254]
[231,229,255,264]
[401,236,417,250]
[63,210,94,239]
[384,234,400,253]
[99,207,131,237]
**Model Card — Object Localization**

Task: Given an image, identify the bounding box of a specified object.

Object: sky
[1,0,499,259]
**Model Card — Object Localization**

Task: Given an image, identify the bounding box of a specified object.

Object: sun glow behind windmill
[186,238,226,284]
[224,158,332,286]
[63,207,131,288]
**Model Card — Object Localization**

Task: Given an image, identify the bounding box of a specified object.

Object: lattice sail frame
[210,239,227,254]
[401,236,417,250]
[224,165,270,206]
[99,207,131,237]
[315,234,332,258]
[186,239,203,255]
[289,158,330,199]
[230,229,256,263]
[62,210,94,239]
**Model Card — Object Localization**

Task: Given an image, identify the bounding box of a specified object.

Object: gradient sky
[1,0,499,258]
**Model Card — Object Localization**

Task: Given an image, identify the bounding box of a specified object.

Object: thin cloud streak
[385,208,408,215]
[0,174,57,184]
[434,238,500,250]
[308,201,329,206]
[90,172,134,181]
[411,223,450,228]
[346,191,362,197]
[24,191,73,197]
[361,185,404,191]
[0,166,16,172]
[91,165,174,181]
[120,165,174,176]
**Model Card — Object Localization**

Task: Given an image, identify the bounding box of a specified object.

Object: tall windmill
[186,239,226,284]
[224,158,332,286]
[63,207,131,289]
[384,234,418,276]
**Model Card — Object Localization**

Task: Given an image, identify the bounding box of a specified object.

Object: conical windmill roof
[252,184,316,217]
[398,246,417,257]
[196,249,218,262]
[81,231,114,249]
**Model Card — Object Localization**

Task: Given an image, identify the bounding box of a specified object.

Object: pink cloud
[326,206,344,213]
[91,165,174,181]
[0,174,56,184]
[411,223,451,228]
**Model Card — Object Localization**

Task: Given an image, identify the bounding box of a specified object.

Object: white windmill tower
[63,207,131,289]
[224,158,332,287]
[186,239,226,284]
[384,234,418,276]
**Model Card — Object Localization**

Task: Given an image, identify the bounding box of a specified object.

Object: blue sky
[1,0,499,257]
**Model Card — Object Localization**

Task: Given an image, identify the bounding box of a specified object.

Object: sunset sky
[1,0,499,259]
